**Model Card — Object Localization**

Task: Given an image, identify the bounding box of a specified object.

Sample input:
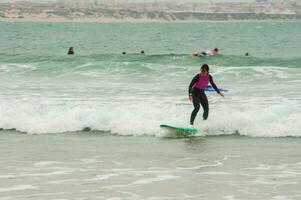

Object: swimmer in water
[192,48,219,57]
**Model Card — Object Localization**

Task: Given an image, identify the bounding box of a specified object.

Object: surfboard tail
[160,124,198,137]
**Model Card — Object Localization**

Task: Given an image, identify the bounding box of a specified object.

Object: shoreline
[1,17,301,24]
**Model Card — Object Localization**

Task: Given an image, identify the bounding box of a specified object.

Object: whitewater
[0,34,300,137]
[0,58,300,137]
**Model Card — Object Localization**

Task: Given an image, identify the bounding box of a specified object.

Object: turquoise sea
[0,21,301,199]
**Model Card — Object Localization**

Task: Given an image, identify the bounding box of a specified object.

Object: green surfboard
[160,124,198,137]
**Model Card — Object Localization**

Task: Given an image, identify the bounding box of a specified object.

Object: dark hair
[214,48,218,52]
[140,50,145,54]
[122,52,126,54]
[201,64,209,72]
[68,47,74,55]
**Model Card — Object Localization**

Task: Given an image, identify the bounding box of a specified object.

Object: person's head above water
[200,64,209,75]
[214,48,218,52]
[68,47,74,55]
[140,50,145,54]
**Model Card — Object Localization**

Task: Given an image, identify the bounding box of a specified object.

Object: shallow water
[0,131,301,200]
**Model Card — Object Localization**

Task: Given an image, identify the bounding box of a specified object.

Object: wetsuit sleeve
[188,74,199,95]
[209,75,221,94]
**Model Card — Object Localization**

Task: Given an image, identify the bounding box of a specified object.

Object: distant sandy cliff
[0,1,301,22]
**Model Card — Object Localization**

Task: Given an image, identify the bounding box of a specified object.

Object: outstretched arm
[209,75,224,97]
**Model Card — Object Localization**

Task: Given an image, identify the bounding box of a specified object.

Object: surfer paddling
[192,48,219,57]
[188,64,224,125]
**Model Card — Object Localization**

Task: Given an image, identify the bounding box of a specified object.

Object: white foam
[131,174,179,185]
[34,161,61,167]
[0,92,300,137]
[48,179,77,184]
[0,185,37,192]
[272,196,291,200]
[0,65,300,137]
[0,63,37,75]
[224,195,240,200]
[85,174,118,181]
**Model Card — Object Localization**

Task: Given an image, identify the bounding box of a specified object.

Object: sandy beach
[1,1,300,24]
[1,15,300,24]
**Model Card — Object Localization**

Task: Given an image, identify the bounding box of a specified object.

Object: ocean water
[0,21,301,199]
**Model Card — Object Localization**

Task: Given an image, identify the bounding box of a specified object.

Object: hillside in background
[0,0,300,21]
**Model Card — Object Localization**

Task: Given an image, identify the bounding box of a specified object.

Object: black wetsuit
[188,74,220,125]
